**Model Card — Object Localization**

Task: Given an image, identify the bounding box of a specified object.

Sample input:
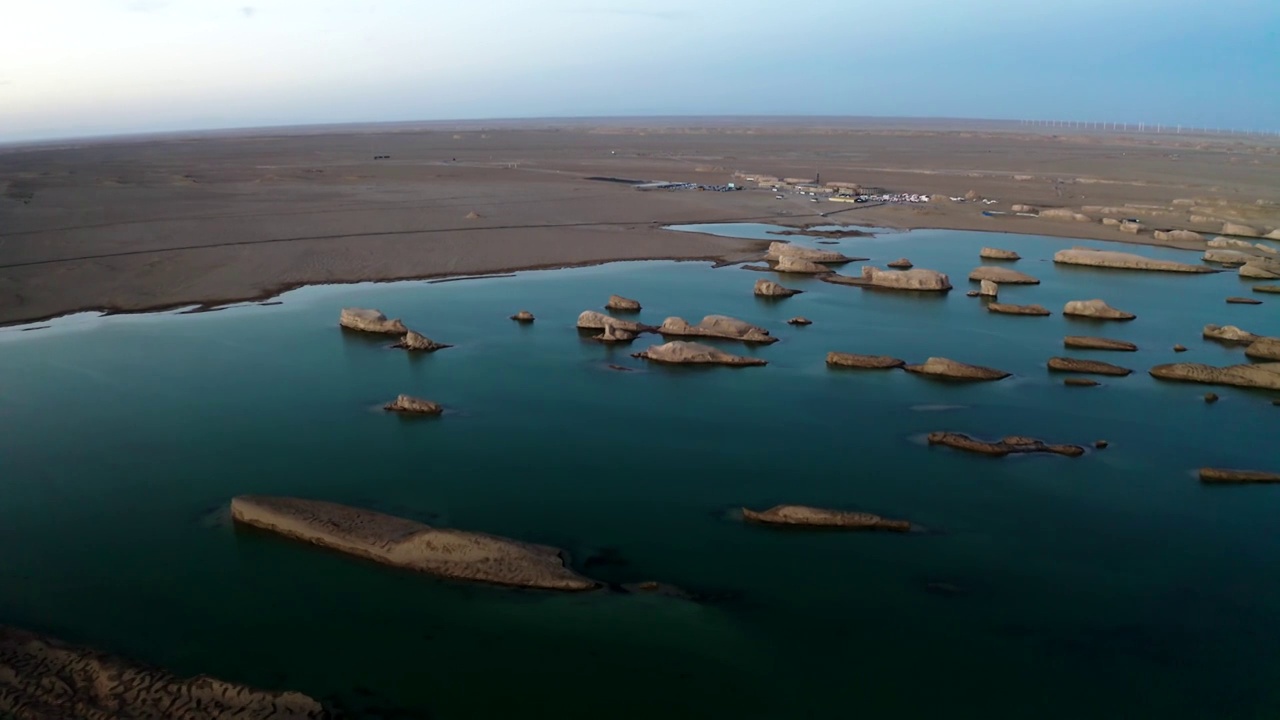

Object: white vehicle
[775,195,784,199]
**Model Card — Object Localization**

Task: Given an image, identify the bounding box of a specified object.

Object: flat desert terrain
[2,118,1278,326]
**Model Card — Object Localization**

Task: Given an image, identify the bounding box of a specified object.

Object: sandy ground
[2,119,1278,326]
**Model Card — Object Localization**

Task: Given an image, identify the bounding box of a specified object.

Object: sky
[1,0,1278,142]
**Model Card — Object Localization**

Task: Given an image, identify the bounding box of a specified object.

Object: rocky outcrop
[1009,205,1035,214]
[926,432,1085,457]
[592,325,636,343]
[1199,468,1280,484]
[510,310,535,322]
[787,317,812,326]
[633,341,767,366]
[1174,344,1187,352]
[393,330,452,352]
[979,279,998,297]
[230,496,598,591]
[904,357,1011,381]
[1257,243,1278,255]
[1203,324,1259,344]
[754,279,801,297]
[969,266,1040,284]
[1208,236,1258,250]
[1203,249,1253,265]
[980,247,1021,260]
[826,352,906,369]
[0,626,332,720]
[764,241,851,264]
[825,266,953,292]
[1064,378,1100,387]
[1040,208,1092,222]
[1120,221,1142,234]
[1063,336,1137,351]
[576,310,650,334]
[1149,362,1280,390]
[1047,357,1133,376]
[988,303,1050,316]
[1240,259,1280,279]
[1053,247,1215,273]
[659,315,777,344]
[1227,296,1263,305]
[1245,337,1280,361]
[606,295,641,312]
[742,505,911,531]
[1255,285,1280,294]
[339,307,408,334]
[887,258,914,269]
[1163,229,1206,243]
[1063,299,1136,320]
[1222,222,1261,237]
[774,255,831,274]
[384,394,444,415]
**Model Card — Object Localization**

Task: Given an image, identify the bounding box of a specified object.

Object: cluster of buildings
[636,181,743,192]
[831,192,932,204]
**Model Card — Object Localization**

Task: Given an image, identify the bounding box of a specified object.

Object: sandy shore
[2,120,1277,326]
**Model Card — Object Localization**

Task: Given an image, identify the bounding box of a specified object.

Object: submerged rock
[825,266,953,292]
[577,310,650,334]
[1063,336,1138,351]
[606,295,642,312]
[1047,357,1133,376]
[339,307,408,334]
[887,258,914,269]
[384,394,444,415]
[904,357,1011,381]
[787,317,812,326]
[926,432,1085,457]
[1226,296,1263,305]
[969,266,1040,284]
[1245,337,1280,361]
[988,303,1050,316]
[1149,362,1280,390]
[659,315,777,344]
[633,341,767,366]
[980,247,1021,260]
[510,310,535,322]
[764,241,851,264]
[0,626,333,720]
[754,279,802,297]
[230,496,598,591]
[1053,247,1215,273]
[1199,468,1280,484]
[1063,299,1136,320]
[774,255,831,274]
[1174,344,1188,352]
[1204,392,1219,404]
[979,279,999,297]
[826,352,906,369]
[1202,324,1259,344]
[742,505,911,531]
[394,330,452,352]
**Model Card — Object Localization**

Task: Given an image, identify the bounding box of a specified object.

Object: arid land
[2,118,1278,326]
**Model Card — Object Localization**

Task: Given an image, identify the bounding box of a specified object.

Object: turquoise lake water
[2,226,1279,718]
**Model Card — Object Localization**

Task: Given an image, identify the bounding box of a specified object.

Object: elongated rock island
[1047,357,1133,376]
[905,357,1011,381]
[988,303,1050,316]
[1064,336,1138,351]
[742,505,911,531]
[827,352,906,369]
[969,266,1040,284]
[339,307,408,334]
[824,266,953,292]
[1199,468,1280,484]
[764,241,851,264]
[230,496,599,591]
[1063,299,1136,320]
[927,432,1085,457]
[659,315,777,343]
[577,310,650,334]
[633,341,767,366]
[1149,362,1280,391]
[1053,247,1216,273]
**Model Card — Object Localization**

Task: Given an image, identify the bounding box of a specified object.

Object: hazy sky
[2,0,1278,141]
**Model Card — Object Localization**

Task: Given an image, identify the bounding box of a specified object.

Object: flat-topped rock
[1047,357,1133,376]
[988,303,1050,316]
[1255,285,1280,294]
[774,255,831,274]
[605,295,641,312]
[633,341,767,366]
[824,266,952,292]
[1227,296,1263,305]
[1063,299,1136,320]
[1064,336,1137,351]
[231,496,597,591]
[764,241,851,264]
[1149,362,1280,390]
[980,247,1021,260]
[787,317,812,326]
[754,279,802,297]
[1245,337,1280,361]
[510,310,535,322]
[979,279,998,297]
[0,626,332,720]
[742,505,911,531]
[576,310,650,334]
[1208,236,1258,250]
[926,432,1084,457]
[887,258,914,269]
[384,394,443,415]
[659,315,777,344]
[1200,468,1280,484]
[1153,229,1206,243]
[969,266,1040,284]
[1203,324,1259,344]
[1222,222,1262,238]
[1240,260,1280,279]
[339,307,408,334]
[1203,249,1253,265]
[1053,247,1215,273]
[826,352,906,369]
[905,357,1010,381]
[592,324,636,343]
[394,330,452,351]
[1064,378,1100,387]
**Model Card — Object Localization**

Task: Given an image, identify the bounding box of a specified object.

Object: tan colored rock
[826,266,952,292]
[979,279,998,297]
[659,315,777,344]
[1174,344,1187,352]
[339,307,408,334]
[1245,337,1280,361]
[384,394,443,415]
[1266,229,1280,240]
[1102,217,1121,227]
[1240,260,1280,279]
[1256,243,1277,255]
[964,189,980,201]
[465,210,482,219]
[633,341,767,366]
[1010,205,1035,214]
[980,247,1021,260]
[510,310,535,322]
[926,432,1084,457]
[1168,229,1205,243]
[1208,236,1258,250]
[754,279,801,297]
[787,317,812,326]
[1047,357,1133,376]
[394,330,451,351]
[1063,299,1136,320]
[592,325,636,343]
[1039,208,1077,220]
[1203,324,1259,344]
[1120,222,1142,234]
[1254,284,1280,294]
[742,505,911,531]
[887,258,913,269]
[576,310,649,334]
[1203,249,1253,265]
[969,266,1039,284]
[988,303,1050,316]
[1149,362,1280,390]
[0,626,332,720]
[1227,296,1263,305]
[231,496,597,591]
[1064,378,1100,387]
[775,254,831,274]
[765,242,850,264]
[1053,247,1214,273]
[606,295,641,312]
[1199,468,1280,484]
[826,352,906,369]
[904,357,1011,381]
[1063,336,1137,351]
[1222,222,1261,237]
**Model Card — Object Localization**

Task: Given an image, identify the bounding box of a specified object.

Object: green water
[1,228,1278,719]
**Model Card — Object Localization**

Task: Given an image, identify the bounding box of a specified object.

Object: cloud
[127,0,170,12]
[565,7,683,20]
[240,6,256,18]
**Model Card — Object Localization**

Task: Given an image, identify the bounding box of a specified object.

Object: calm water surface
[1,228,1278,718]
